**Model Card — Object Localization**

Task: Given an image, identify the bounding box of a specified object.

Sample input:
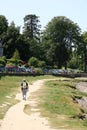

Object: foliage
[23,14,41,41]
[16,34,30,61]
[12,49,20,59]
[0,14,86,70]
[28,38,41,59]
[0,56,7,66]
[12,49,22,66]
[67,55,79,69]
[2,22,20,58]
[42,16,81,69]
[38,60,46,67]
[6,58,22,66]
[80,32,87,72]
[29,57,39,67]
[0,58,6,66]
[34,68,43,74]
[0,15,8,36]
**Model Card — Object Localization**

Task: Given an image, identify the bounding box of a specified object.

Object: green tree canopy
[23,14,41,41]
[79,32,87,71]
[2,22,20,58]
[0,15,8,36]
[42,16,81,68]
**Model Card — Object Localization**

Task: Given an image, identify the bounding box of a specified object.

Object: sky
[0,0,87,33]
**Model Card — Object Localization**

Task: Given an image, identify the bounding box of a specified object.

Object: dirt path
[0,79,64,130]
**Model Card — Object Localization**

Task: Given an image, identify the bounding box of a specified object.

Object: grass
[0,76,20,119]
[37,78,87,130]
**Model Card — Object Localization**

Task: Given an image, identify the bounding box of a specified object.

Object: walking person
[21,79,29,100]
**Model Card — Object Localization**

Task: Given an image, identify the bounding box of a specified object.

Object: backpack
[21,81,28,89]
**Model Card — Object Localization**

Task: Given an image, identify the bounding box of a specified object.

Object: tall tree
[16,34,30,61]
[23,14,41,41]
[0,15,8,49]
[78,32,87,72]
[2,21,20,58]
[0,15,8,36]
[11,49,21,66]
[42,16,81,69]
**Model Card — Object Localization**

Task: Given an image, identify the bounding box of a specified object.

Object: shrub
[38,60,46,67]
[29,57,39,67]
[34,68,43,74]
[7,58,22,66]
[0,58,6,66]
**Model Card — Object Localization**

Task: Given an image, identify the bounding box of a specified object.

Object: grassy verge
[37,78,87,130]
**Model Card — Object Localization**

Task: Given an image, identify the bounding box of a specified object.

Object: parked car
[0,66,5,72]
[5,66,18,72]
[18,66,26,72]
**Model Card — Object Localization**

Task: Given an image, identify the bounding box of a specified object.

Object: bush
[67,57,79,69]
[0,58,6,66]
[29,57,39,67]
[38,60,46,67]
[34,68,43,74]
[7,58,22,66]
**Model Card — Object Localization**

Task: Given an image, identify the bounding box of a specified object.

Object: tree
[42,16,81,69]
[23,14,41,41]
[23,14,42,60]
[0,15,8,48]
[6,49,21,67]
[12,49,21,66]
[67,55,79,69]
[2,21,20,58]
[79,32,87,72]
[28,38,42,59]
[16,34,30,61]
[0,15,8,36]
[13,49,20,59]
[0,56,6,66]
